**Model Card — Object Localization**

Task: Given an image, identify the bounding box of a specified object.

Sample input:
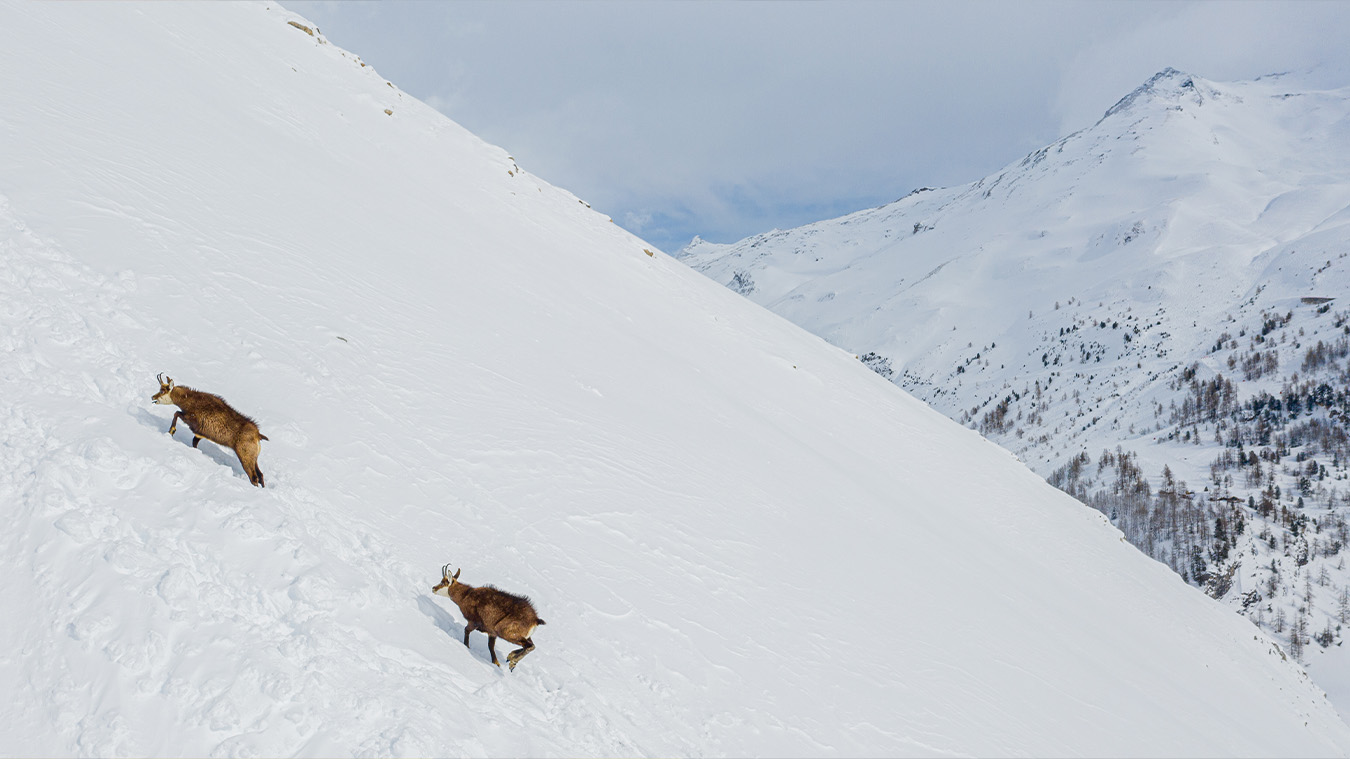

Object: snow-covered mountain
[681,69,1350,714]
[681,70,1350,432]
[2,4,1347,755]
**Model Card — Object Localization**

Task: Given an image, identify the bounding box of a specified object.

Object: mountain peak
[1098,67,1209,123]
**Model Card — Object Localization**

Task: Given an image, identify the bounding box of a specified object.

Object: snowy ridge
[2,3,1349,756]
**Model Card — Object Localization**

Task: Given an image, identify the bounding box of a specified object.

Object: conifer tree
[1290,610,1308,661]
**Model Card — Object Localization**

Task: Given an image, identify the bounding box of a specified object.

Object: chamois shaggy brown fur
[151,374,268,487]
[432,564,545,671]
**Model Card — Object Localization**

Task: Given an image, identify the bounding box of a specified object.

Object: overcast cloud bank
[287,0,1350,253]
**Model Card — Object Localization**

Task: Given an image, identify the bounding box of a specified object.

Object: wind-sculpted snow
[2,2,1349,756]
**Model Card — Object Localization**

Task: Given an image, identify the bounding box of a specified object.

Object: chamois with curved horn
[151,373,269,487]
[432,564,545,671]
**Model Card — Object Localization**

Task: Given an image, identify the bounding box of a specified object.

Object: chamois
[151,374,269,487]
[432,564,545,671]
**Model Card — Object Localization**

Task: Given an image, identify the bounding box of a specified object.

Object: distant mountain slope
[682,70,1350,426]
[2,5,1348,756]
[681,69,1350,715]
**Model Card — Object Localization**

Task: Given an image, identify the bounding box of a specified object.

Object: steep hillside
[680,70,1350,712]
[2,5,1348,756]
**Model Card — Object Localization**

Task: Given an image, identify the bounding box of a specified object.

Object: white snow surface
[0,4,1347,756]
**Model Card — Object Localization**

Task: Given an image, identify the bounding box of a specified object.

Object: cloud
[622,210,653,233]
[1054,1,1350,136]
[287,1,1350,253]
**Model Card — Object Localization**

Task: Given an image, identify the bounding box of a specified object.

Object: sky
[284,0,1350,254]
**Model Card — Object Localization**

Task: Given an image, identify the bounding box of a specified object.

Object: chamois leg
[487,634,501,667]
[506,637,535,671]
[192,435,203,448]
[236,443,264,487]
[463,622,476,648]
[169,411,185,436]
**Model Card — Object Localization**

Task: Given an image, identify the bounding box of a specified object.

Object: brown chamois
[432,564,545,671]
[151,373,269,487]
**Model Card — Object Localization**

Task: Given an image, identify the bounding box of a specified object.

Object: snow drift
[0,2,1347,756]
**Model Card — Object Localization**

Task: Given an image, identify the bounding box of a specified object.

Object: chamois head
[431,564,461,597]
[151,373,176,404]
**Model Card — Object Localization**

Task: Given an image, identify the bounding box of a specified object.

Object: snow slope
[1,4,1347,756]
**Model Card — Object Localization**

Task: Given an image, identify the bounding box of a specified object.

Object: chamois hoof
[168,427,177,436]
